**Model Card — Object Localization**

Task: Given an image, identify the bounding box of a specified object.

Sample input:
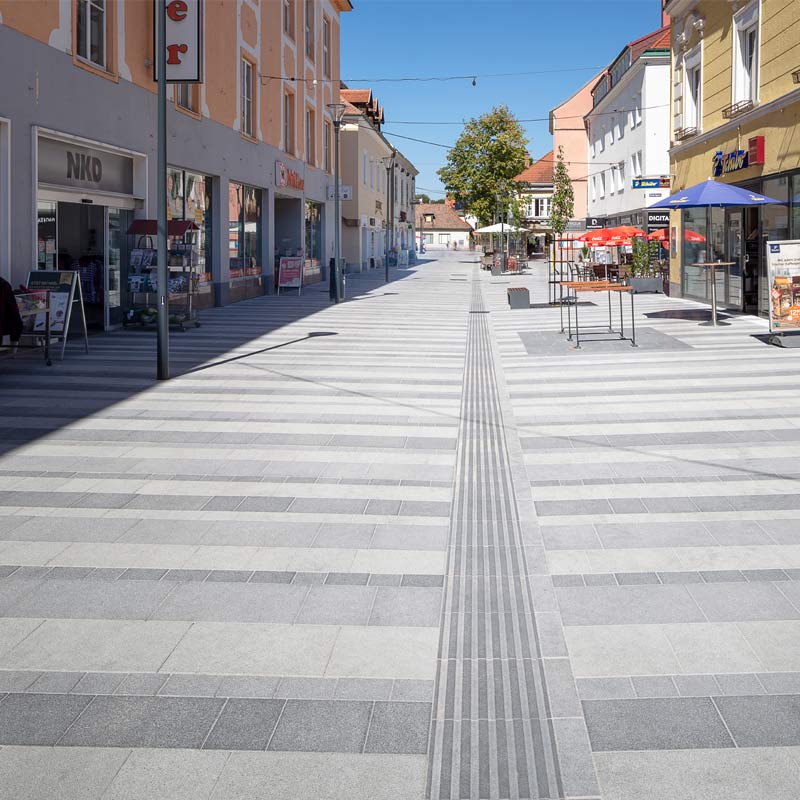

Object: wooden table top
[560,281,633,292]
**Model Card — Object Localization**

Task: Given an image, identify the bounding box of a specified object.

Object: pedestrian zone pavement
[2,252,800,799]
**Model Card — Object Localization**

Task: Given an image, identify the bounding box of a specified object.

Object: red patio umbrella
[647,227,705,243]
[576,229,614,245]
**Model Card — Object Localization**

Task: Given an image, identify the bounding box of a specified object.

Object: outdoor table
[560,281,637,349]
[691,262,734,327]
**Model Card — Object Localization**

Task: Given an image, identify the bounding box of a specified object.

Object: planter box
[629,277,662,294]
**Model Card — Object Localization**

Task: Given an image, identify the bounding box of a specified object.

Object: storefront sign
[748,135,766,166]
[712,148,749,177]
[154,0,204,83]
[633,177,671,189]
[278,256,303,293]
[276,161,305,191]
[646,210,670,232]
[767,240,800,332]
[38,137,134,195]
[585,216,605,230]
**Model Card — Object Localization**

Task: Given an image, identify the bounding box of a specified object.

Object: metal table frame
[560,281,637,349]
[691,261,735,327]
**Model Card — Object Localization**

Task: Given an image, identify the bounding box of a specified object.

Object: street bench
[507,287,530,309]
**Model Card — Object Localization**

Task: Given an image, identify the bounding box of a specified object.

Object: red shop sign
[748,136,766,166]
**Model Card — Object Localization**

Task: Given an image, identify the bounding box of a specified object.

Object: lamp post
[327,102,346,303]
[382,149,396,283]
[416,197,424,255]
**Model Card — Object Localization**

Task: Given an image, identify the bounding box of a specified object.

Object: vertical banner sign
[154,0,204,83]
[767,240,800,332]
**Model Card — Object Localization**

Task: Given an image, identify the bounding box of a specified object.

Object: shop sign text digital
[153,0,204,83]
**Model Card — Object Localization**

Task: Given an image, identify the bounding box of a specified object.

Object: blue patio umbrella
[650,179,782,328]
[651,178,782,208]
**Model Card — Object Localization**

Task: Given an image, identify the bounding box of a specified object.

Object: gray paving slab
[203,698,284,750]
[268,699,373,752]
[365,701,430,754]
[686,582,800,621]
[0,692,91,745]
[715,694,800,746]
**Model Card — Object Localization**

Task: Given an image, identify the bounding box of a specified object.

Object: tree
[437,105,529,227]
[549,145,574,237]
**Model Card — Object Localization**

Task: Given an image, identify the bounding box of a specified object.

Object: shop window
[76,0,106,69]
[305,0,315,61]
[322,16,331,78]
[792,175,800,239]
[37,202,58,270]
[229,182,262,280]
[682,207,709,300]
[241,58,255,139]
[284,92,295,154]
[305,108,315,165]
[323,120,331,172]
[283,0,294,39]
[304,200,323,284]
[733,1,759,106]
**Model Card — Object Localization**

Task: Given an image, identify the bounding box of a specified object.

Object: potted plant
[627,237,662,293]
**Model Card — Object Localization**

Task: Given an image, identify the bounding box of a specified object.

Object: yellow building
[665,0,800,314]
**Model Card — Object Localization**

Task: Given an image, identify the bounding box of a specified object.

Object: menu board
[278,257,303,294]
[26,270,78,333]
[767,240,800,332]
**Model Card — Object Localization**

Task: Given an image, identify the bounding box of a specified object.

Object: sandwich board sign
[26,270,89,359]
[767,241,800,344]
[278,257,303,295]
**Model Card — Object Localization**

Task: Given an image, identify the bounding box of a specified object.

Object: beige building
[338,89,417,271]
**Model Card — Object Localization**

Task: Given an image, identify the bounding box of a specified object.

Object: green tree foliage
[437,106,529,227]
[417,193,432,203]
[549,146,574,236]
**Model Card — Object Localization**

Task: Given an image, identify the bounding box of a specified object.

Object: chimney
[524,153,532,168]
[662,7,670,27]
[445,196,456,209]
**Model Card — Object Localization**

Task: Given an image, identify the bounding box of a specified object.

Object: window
[600,172,606,198]
[631,150,643,178]
[370,160,374,190]
[599,129,605,152]
[283,0,294,38]
[683,46,703,131]
[323,120,331,172]
[617,161,625,192]
[609,118,615,144]
[634,96,642,126]
[76,0,106,69]
[241,58,254,138]
[733,2,759,105]
[228,183,262,277]
[534,198,550,218]
[176,84,196,113]
[362,151,367,187]
[322,16,331,78]
[591,176,597,203]
[424,233,434,244]
[305,0,315,60]
[305,108,315,164]
[284,92,295,153]
[438,233,451,245]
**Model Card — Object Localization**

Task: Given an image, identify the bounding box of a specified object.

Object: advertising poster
[767,240,800,332]
[26,270,78,334]
[278,256,303,294]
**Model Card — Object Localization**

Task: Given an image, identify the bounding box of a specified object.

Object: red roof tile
[416,204,473,232]
[512,151,555,184]
[340,89,372,104]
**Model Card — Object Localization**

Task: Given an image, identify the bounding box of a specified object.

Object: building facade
[0,0,351,328]
[549,75,603,229]
[513,151,554,255]
[665,0,800,314]
[416,203,472,251]
[586,24,671,234]
[338,88,417,271]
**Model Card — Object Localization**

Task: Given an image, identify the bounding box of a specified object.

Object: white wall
[587,58,671,221]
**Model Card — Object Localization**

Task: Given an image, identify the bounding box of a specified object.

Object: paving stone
[164,569,212,582]
[72,671,129,695]
[25,671,83,694]
[268,699,373,753]
[203,698,284,750]
[0,692,91,745]
[631,676,679,698]
[274,677,338,700]
[686,582,800,622]
[714,673,766,696]
[114,673,169,696]
[118,568,168,581]
[576,678,635,701]
[583,697,735,751]
[61,694,225,748]
[715,694,800,746]
[325,572,370,586]
[673,674,721,697]
[365,701,431,754]
[335,678,394,701]
[215,676,280,699]
[0,671,41,692]
[159,674,223,697]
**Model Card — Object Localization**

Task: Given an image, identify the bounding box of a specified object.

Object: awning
[126,219,200,236]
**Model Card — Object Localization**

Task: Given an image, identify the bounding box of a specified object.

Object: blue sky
[340,0,666,198]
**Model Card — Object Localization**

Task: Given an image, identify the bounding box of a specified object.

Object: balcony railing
[722,99,755,120]
[674,125,699,142]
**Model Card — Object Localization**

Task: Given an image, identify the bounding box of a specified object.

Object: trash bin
[507,287,530,309]
[491,264,502,277]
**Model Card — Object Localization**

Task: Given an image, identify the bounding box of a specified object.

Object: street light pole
[327,103,346,303]
[382,150,396,283]
[156,0,169,380]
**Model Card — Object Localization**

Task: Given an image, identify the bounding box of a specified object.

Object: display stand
[126,231,200,331]
[9,290,52,366]
[278,257,303,296]
[26,270,88,360]
[766,240,800,347]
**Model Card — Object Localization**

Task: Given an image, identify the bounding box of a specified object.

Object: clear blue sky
[340,0,666,199]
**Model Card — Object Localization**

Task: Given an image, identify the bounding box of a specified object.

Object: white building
[586,24,672,233]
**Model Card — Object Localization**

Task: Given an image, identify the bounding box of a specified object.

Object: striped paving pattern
[488,266,800,799]
[0,262,469,798]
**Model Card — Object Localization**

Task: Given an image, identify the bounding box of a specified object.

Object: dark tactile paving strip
[427,280,561,800]
[0,566,444,588]
[583,694,800,751]
[552,569,796,587]
[0,692,431,753]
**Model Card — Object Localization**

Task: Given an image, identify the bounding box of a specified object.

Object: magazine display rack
[125,231,201,331]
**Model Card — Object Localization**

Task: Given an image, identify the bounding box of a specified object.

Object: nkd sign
[154,0,204,83]
[38,137,134,195]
